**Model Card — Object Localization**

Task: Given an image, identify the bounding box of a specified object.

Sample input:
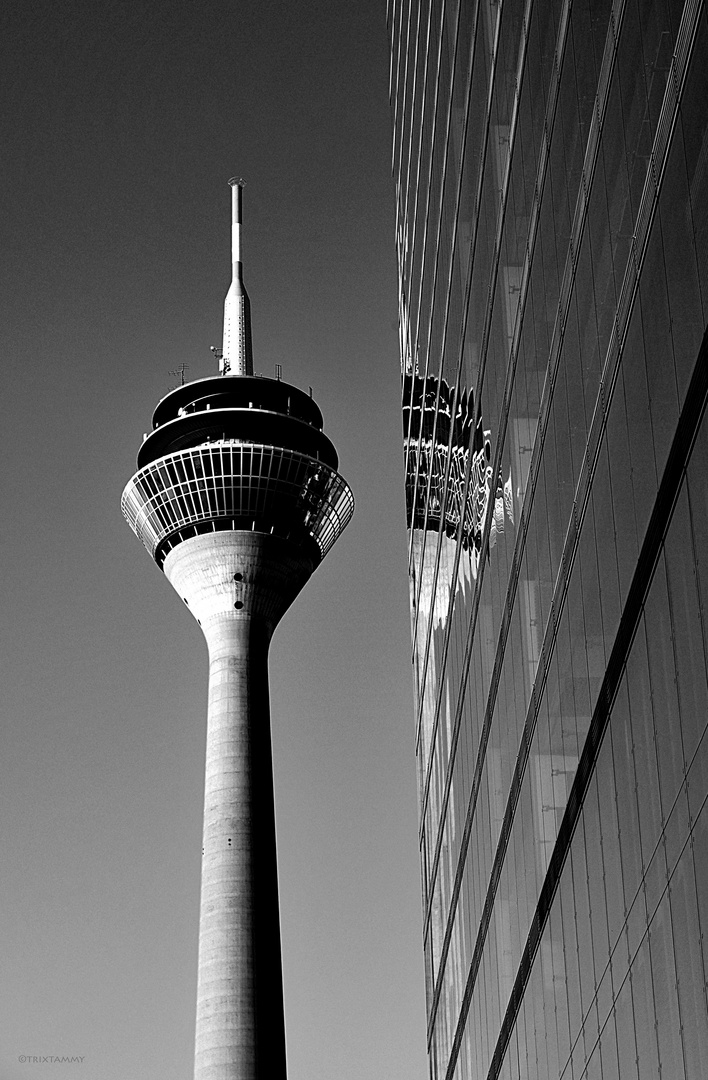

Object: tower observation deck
[121,180,354,1080]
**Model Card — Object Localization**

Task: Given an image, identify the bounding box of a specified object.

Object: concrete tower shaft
[164,531,315,1080]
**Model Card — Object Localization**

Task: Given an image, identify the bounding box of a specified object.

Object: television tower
[121,179,354,1080]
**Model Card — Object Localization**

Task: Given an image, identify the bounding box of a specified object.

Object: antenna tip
[228,177,246,187]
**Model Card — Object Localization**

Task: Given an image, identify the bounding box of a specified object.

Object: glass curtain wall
[388,0,708,1077]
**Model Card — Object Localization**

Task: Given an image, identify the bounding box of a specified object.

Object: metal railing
[122,442,354,563]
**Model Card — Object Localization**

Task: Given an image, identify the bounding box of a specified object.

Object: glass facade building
[387,0,708,1077]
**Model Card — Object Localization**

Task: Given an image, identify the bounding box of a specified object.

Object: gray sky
[0,2,427,1078]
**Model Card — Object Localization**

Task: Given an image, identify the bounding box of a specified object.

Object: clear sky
[0,2,427,1079]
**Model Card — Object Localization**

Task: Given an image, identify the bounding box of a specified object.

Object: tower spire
[221,177,253,376]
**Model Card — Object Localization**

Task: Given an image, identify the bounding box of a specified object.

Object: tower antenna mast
[220,177,253,377]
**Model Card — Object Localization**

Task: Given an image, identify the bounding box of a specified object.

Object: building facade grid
[388,0,708,1077]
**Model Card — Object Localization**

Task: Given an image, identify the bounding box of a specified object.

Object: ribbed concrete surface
[164,532,314,1080]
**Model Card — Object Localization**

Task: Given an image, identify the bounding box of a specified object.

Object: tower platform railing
[122,442,354,566]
